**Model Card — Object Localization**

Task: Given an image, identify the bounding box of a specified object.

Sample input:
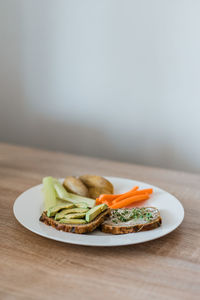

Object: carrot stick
[96,198,111,206]
[98,186,139,203]
[112,188,153,204]
[100,200,110,206]
[95,198,101,205]
[110,194,149,209]
[132,188,153,195]
[99,194,118,202]
[112,186,139,203]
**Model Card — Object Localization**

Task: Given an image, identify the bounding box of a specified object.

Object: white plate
[13,177,184,247]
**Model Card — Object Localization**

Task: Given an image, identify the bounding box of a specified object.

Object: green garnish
[111,208,154,223]
[113,219,118,224]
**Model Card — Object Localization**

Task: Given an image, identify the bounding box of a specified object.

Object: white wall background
[0,0,200,173]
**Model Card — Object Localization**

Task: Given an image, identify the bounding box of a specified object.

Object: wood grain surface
[0,143,199,300]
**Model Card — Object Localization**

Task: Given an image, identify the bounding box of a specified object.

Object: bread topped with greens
[101,207,162,235]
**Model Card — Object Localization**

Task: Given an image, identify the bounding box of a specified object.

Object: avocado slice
[64,212,87,219]
[47,204,75,217]
[59,218,87,224]
[65,208,88,214]
[85,204,108,223]
[55,208,89,221]
[75,202,89,208]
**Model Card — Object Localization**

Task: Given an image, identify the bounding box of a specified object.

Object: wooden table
[0,143,199,300]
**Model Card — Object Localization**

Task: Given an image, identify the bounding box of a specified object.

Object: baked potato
[88,187,112,199]
[63,176,89,197]
[79,175,113,194]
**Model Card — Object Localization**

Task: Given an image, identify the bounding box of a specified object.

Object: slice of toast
[40,208,111,234]
[101,207,162,235]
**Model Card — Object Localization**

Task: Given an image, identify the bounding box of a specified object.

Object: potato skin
[79,175,113,194]
[88,187,112,199]
[63,176,89,197]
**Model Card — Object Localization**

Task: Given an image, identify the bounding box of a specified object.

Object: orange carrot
[132,188,153,195]
[96,197,111,206]
[113,188,153,204]
[99,194,118,202]
[110,194,149,209]
[100,200,110,206]
[99,186,139,203]
[95,198,101,205]
[112,186,139,203]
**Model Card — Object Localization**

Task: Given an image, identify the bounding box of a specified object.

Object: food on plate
[61,175,114,200]
[113,188,153,204]
[40,203,110,234]
[79,175,114,196]
[47,204,75,217]
[112,186,138,201]
[60,212,87,219]
[54,207,89,221]
[61,174,114,199]
[85,204,108,222]
[59,219,87,225]
[63,176,89,197]
[88,186,112,199]
[74,202,89,208]
[97,186,153,208]
[110,194,149,209]
[101,207,161,234]
[53,178,95,208]
[40,176,161,235]
[43,177,57,210]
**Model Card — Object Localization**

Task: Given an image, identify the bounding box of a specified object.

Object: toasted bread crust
[40,209,111,234]
[101,208,162,235]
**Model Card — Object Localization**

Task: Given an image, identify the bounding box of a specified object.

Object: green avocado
[64,212,87,219]
[85,204,108,223]
[75,202,88,208]
[59,219,86,224]
[55,208,89,221]
[47,204,75,217]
